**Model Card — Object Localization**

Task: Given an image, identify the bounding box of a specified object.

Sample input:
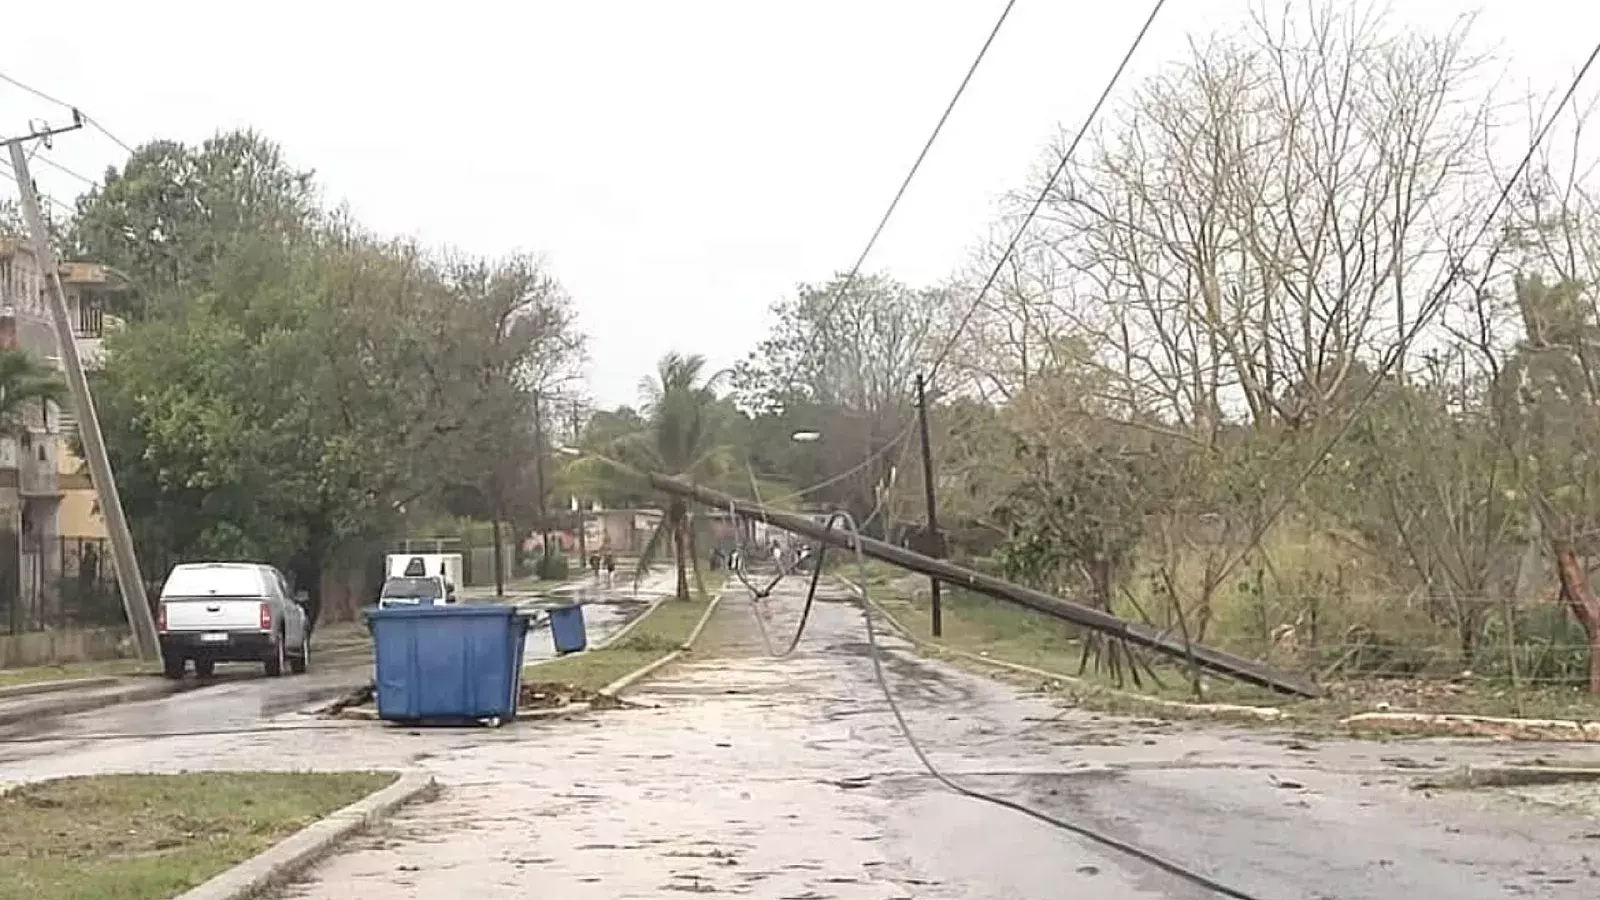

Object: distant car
[378,574,455,609]
[157,562,311,680]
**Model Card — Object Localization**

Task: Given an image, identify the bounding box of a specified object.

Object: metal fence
[0,534,124,634]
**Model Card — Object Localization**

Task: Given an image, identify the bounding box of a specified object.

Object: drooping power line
[926,0,1170,383]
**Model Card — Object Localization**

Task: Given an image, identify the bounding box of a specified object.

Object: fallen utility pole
[649,474,1319,698]
[8,117,162,662]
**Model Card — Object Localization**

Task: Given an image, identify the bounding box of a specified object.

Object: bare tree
[1032,2,1492,438]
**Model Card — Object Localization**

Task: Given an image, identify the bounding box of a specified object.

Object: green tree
[70,130,316,316]
[0,349,66,438]
[733,273,941,521]
[574,353,733,600]
[1494,274,1600,691]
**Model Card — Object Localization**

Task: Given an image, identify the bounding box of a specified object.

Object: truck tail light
[157,604,167,633]
[259,602,273,631]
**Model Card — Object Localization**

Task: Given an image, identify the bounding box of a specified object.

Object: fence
[0,535,125,634]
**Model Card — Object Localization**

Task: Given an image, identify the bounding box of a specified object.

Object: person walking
[602,552,616,587]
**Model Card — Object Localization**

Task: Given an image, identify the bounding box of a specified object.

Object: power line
[739,510,1265,900]
[926,0,1169,383]
[0,68,138,155]
[767,420,917,504]
[32,152,97,188]
[0,161,81,216]
[787,0,1019,389]
[1205,35,1600,588]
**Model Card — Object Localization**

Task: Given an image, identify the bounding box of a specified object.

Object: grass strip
[0,771,396,900]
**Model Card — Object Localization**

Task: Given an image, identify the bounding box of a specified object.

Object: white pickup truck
[157,562,312,679]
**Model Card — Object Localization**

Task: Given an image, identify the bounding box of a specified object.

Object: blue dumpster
[365,604,529,723]
[549,603,588,654]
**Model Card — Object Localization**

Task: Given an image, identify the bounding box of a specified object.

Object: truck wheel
[194,657,216,679]
[290,635,309,674]
[264,635,285,677]
[162,655,185,679]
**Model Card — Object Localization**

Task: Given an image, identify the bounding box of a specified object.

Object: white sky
[5,1,1599,407]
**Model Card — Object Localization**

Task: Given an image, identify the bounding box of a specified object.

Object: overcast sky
[5,1,1598,408]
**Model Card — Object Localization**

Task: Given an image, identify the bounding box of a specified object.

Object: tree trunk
[1551,539,1600,693]
[673,522,690,601]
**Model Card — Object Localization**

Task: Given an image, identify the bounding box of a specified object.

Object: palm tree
[0,348,66,439]
[567,352,732,600]
[633,352,733,600]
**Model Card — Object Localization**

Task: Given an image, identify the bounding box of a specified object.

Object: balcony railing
[74,303,103,338]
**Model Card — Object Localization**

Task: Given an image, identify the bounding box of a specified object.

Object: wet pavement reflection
[1,575,1597,898]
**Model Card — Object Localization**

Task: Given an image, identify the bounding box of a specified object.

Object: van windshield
[381,577,443,600]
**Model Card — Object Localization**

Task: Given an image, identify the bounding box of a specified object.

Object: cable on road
[754,509,1270,900]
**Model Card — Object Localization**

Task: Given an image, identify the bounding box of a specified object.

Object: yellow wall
[56,440,107,539]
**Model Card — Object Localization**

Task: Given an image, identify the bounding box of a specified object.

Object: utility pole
[6,116,161,661]
[569,401,587,565]
[914,374,944,637]
[531,390,550,569]
[490,488,505,598]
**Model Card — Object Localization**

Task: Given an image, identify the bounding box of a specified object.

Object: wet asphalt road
[1,576,1598,898]
[0,572,672,754]
[291,579,1598,899]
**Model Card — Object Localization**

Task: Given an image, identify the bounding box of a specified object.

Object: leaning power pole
[531,389,551,565]
[6,115,162,661]
[914,374,944,637]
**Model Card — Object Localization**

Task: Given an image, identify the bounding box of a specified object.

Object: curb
[0,679,174,729]
[1415,765,1600,789]
[172,770,438,900]
[0,675,120,701]
[1344,711,1600,743]
[522,575,681,672]
[594,595,671,650]
[839,575,1285,723]
[600,587,728,697]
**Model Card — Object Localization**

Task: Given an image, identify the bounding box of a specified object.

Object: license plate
[201,632,230,643]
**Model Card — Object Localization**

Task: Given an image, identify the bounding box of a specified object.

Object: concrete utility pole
[914,374,944,637]
[531,390,551,565]
[6,116,161,661]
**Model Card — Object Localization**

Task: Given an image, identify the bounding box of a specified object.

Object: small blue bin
[365,604,529,723]
[549,603,588,654]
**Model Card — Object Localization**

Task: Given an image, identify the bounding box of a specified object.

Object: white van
[157,562,311,680]
[385,553,463,598]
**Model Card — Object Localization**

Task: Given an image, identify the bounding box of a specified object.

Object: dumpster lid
[365,603,525,619]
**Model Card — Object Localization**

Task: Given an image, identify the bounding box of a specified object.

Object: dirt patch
[316,680,631,718]
[317,682,375,717]
[520,680,628,710]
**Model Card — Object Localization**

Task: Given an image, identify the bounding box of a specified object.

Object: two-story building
[0,236,117,626]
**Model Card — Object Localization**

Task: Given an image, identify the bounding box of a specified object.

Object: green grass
[0,771,396,900]
[525,597,711,692]
[0,658,152,690]
[872,578,1600,727]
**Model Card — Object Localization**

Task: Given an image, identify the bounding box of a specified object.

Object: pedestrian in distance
[603,552,616,587]
[589,553,602,581]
